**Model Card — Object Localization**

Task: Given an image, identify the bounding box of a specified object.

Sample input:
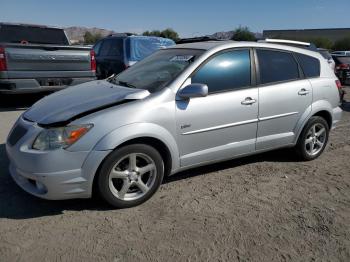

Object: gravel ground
[0,89,349,262]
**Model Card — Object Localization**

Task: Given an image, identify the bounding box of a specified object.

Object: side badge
[181,124,191,129]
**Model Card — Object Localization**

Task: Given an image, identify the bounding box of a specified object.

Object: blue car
[93,34,175,79]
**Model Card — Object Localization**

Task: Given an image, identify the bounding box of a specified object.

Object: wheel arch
[294,102,333,144]
[90,123,180,195]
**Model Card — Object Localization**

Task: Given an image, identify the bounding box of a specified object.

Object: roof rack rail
[176,36,226,44]
[258,38,317,51]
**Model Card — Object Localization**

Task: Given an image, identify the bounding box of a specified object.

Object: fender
[293,99,333,144]
[93,122,180,172]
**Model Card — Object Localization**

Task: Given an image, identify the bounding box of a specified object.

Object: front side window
[257,49,300,85]
[191,49,251,93]
[110,49,204,93]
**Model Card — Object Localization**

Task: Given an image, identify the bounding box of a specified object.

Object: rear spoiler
[258,38,317,51]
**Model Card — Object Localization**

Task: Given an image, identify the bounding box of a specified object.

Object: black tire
[295,116,329,161]
[97,144,164,208]
[96,66,105,80]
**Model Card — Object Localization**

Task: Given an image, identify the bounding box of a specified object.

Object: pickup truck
[0,23,96,94]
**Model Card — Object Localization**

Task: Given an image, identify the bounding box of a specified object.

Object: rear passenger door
[255,49,313,150]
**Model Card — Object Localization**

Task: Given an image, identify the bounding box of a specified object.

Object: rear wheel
[295,116,329,161]
[98,144,164,208]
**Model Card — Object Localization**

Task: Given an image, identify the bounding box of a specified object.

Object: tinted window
[93,41,102,56]
[99,39,124,56]
[257,49,299,84]
[296,53,320,78]
[332,56,350,64]
[192,50,251,93]
[0,24,69,45]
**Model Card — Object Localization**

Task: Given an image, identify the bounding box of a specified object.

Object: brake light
[335,80,342,90]
[90,50,96,71]
[336,63,350,70]
[0,46,7,71]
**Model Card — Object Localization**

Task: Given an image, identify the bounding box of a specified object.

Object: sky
[1,0,350,37]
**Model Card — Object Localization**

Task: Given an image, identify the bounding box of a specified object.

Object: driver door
[175,49,259,167]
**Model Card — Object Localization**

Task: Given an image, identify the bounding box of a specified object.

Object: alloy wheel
[108,153,157,201]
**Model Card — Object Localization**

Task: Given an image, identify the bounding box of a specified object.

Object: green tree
[231,26,256,41]
[308,37,333,49]
[142,28,179,42]
[84,32,103,44]
[160,28,180,42]
[333,36,350,51]
[143,30,161,37]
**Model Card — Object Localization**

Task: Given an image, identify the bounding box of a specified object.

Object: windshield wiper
[116,80,138,89]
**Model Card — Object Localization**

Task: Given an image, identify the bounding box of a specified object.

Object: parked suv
[93,34,175,79]
[7,41,342,208]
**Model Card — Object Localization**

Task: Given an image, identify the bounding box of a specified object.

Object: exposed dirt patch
[0,89,349,261]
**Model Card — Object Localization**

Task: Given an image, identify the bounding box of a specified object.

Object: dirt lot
[0,89,349,262]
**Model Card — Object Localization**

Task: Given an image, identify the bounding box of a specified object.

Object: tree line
[83,26,350,51]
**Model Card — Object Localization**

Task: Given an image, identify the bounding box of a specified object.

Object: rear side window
[93,41,102,56]
[257,49,299,85]
[296,53,320,78]
[191,49,251,93]
[0,24,69,45]
[99,38,124,56]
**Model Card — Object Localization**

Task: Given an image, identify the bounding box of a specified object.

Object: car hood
[23,80,150,126]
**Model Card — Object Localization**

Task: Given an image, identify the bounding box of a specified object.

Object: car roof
[170,41,322,58]
[105,34,173,41]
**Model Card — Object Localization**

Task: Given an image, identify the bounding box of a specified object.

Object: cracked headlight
[32,124,93,150]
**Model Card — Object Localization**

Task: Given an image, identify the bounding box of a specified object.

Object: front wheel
[98,144,164,208]
[295,116,329,161]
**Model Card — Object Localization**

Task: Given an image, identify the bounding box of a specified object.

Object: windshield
[126,37,175,61]
[333,56,350,64]
[110,48,204,93]
[0,24,69,45]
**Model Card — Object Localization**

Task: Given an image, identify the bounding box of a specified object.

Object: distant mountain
[64,26,116,43]
[209,31,235,40]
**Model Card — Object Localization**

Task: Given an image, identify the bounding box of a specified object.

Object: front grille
[8,124,28,146]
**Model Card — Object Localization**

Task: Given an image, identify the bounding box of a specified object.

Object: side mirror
[178,83,208,99]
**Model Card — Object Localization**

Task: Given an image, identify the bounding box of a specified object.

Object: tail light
[90,50,96,71]
[336,80,343,102]
[336,80,342,90]
[336,63,350,70]
[0,46,7,71]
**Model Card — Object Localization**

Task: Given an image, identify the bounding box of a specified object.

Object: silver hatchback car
[7,41,342,208]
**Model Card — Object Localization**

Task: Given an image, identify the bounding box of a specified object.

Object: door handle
[241,97,257,105]
[298,88,310,95]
